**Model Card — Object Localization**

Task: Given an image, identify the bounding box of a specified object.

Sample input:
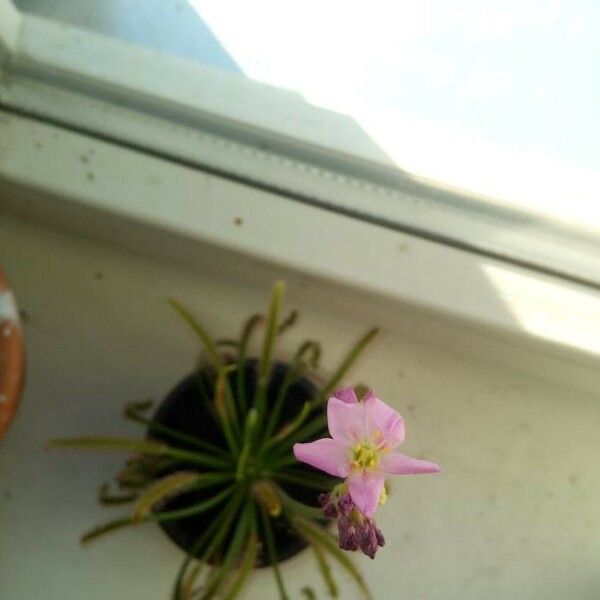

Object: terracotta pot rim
[0,268,25,440]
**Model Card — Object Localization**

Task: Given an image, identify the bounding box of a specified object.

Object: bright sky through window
[191,0,600,233]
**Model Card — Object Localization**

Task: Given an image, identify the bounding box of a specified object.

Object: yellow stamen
[379,486,388,505]
[351,444,380,470]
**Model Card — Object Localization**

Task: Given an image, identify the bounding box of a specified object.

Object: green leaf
[312,542,338,597]
[125,399,154,414]
[214,367,240,455]
[252,480,282,517]
[86,481,235,545]
[236,408,258,480]
[124,401,228,457]
[263,340,321,440]
[172,518,225,600]
[172,487,247,600]
[301,587,317,600]
[277,309,298,335]
[276,483,324,521]
[162,447,230,470]
[269,401,312,446]
[259,507,291,600]
[353,384,370,400]
[312,327,379,407]
[49,437,168,455]
[116,474,151,490]
[292,517,373,600]
[259,281,285,382]
[267,453,307,470]
[132,472,203,522]
[215,338,239,349]
[195,367,243,444]
[252,283,286,442]
[272,470,339,492]
[296,339,322,370]
[154,485,234,523]
[81,516,138,545]
[168,299,223,369]
[98,483,137,505]
[269,413,327,459]
[221,532,258,600]
[199,501,252,600]
[236,314,264,414]
[116,455,176,489]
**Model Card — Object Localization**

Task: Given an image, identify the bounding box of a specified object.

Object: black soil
[149,360,334,565]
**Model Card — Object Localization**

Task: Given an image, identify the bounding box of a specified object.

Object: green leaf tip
[49,437,168,455]
[167,298,222,369]
[259,281,286,381]
[253,480,283,517]
[132,472,202,522]
[315,326,380,405]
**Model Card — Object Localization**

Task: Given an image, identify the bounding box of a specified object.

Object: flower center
[351,444,379,470]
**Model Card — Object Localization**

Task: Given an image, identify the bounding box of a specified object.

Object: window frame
[1,0,600,363]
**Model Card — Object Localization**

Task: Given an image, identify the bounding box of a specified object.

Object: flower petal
[327,397,366,444]
[333,387,358,404]
[293,438,350,477]
[348,470,385,518]
[380,451,440,475]
[363,391,405,448]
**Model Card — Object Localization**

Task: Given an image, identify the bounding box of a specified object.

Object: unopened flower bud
[317,493,330,507]
[337,513,359,551]
[357,520,379,559]
[375,525,385,547]
[338,493,354,515]
[318,493,337,518]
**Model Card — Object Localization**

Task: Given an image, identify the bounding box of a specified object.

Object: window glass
[13,0,600,233]
[191,0,600,233]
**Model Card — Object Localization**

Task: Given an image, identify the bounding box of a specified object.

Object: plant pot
[0,268,25,441]
[150,359,333,566]
[50,283,383,599]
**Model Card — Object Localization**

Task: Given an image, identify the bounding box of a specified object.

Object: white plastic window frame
[2,0,600,289]
[1,0,600,363]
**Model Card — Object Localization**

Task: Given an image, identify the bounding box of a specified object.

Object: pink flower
[293,388,439,517]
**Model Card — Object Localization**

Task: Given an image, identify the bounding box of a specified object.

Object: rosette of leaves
[51,282,378,599]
